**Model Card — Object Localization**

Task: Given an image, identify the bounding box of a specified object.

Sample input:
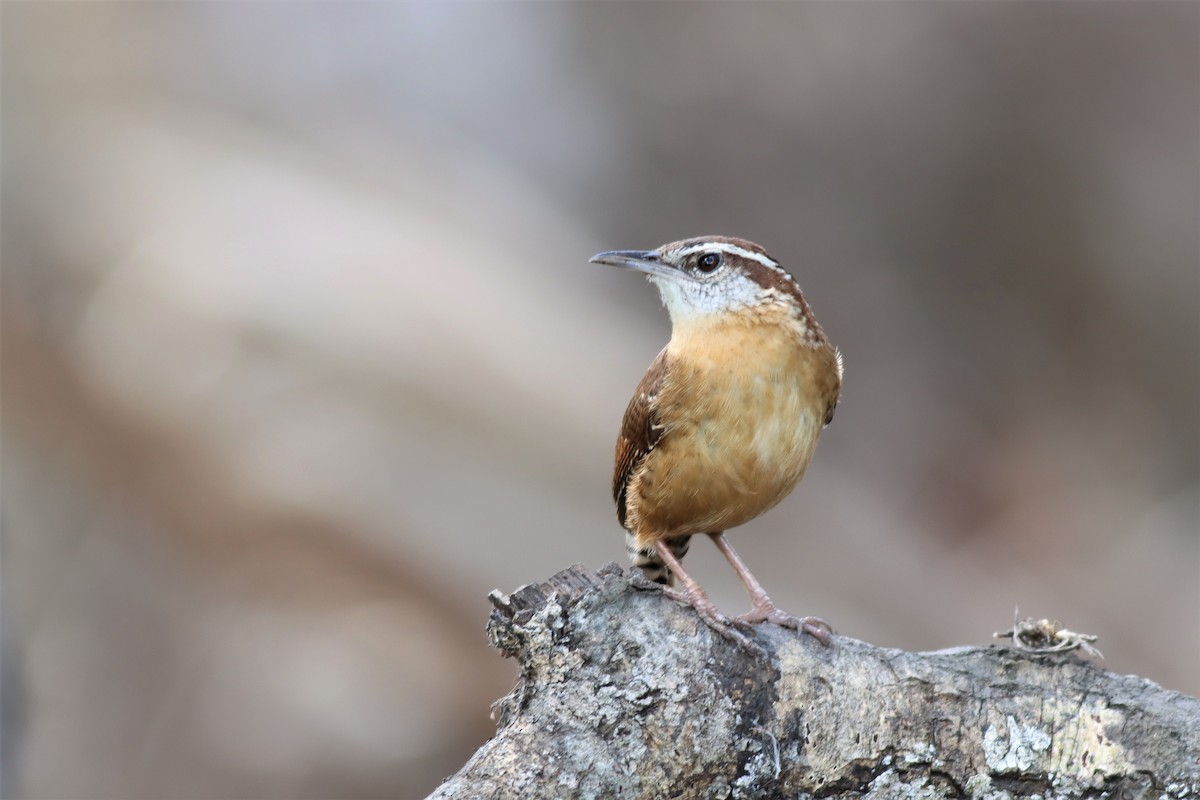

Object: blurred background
[2,3,1197,798]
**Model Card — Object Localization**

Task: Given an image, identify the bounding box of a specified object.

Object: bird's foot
[735,602,834,646]
[662,586,766,655]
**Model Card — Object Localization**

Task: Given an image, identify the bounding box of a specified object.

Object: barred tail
[626,533,692,586]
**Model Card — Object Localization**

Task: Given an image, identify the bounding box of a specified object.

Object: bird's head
[591,235,821,335]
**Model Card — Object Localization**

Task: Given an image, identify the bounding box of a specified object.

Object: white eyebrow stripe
[673,242,779,269]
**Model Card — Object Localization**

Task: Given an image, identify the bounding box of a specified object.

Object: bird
[591,236,842,645]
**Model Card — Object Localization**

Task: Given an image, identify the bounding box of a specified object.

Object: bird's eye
[696,252,721,273]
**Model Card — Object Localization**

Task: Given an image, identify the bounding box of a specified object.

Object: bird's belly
[631,364,823,539]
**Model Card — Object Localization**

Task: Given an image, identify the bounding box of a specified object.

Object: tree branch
[429,564,1200,799]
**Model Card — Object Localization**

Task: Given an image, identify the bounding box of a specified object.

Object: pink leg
[708,532,833,645]
[655,541,760,651]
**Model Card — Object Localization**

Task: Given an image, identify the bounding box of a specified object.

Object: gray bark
[429,564,1200,800]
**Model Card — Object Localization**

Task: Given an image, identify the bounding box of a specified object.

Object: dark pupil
[697,252,720,272]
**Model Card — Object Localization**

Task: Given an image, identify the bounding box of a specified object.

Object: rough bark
[429,564,1199,800]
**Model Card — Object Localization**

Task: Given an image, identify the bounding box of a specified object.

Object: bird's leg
[707,532,833,645]
[654,540,761,652]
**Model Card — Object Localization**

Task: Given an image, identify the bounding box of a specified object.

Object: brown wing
[613,348,670,529]
[822,347,844,427]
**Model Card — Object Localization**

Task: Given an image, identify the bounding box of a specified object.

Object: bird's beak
[589,249,681,281]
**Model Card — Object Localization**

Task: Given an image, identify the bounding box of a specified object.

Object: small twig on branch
[995,610,1104,658]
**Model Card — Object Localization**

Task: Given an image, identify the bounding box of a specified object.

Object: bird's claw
[662,587,767,655]
[735,605,834,646]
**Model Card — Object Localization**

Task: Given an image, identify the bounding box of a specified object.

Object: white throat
[650,271,765,326]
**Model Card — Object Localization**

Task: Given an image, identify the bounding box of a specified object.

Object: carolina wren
[591,236,842,645]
